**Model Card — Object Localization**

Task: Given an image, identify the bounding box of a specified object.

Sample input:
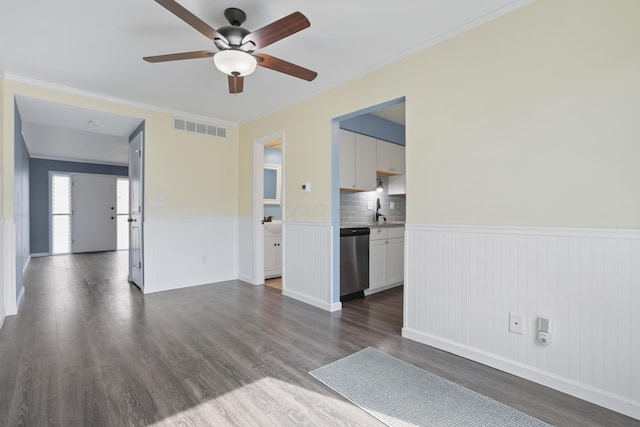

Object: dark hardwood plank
[0,252,637,426]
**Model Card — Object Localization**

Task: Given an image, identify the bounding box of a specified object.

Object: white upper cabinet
[388,174,406,195]
[376,140,405,175]
[339,129,376,191]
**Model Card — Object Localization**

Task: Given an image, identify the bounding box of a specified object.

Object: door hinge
[138,261,141,268]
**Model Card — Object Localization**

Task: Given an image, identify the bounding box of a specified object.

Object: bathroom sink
[263,221,282,234]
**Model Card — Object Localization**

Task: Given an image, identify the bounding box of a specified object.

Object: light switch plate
[367,201,373,210]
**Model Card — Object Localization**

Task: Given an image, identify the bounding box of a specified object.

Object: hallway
[0,252,634,426]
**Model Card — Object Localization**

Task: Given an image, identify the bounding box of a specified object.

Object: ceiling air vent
[173,117,227,139]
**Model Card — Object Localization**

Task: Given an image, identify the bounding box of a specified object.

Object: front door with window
[71,174,117,253]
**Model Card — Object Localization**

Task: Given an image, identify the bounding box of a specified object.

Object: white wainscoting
[144,217,239,294]
[0,219,7,328]
[403,224,640,419]
[283,221,340,312]
[1,219,17,317]
[237,216,255,284]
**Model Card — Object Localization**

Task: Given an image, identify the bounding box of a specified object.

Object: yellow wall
[1,80,239,219]
[239,0,640,228]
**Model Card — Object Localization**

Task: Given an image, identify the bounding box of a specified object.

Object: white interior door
[129,132,143,288]
[71,174,117,253]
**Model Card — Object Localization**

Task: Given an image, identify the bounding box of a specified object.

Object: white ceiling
[1,0,530,164]
[16,96,143,165]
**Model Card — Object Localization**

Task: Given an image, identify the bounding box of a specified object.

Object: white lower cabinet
[369,239,387,289]
[368,226,404,294]
[264,235,282,278]
[386,237,404,285]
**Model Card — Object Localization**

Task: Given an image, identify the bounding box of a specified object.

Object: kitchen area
[338,102,406,302]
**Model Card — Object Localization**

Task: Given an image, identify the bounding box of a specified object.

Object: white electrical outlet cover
[509,313,524,335]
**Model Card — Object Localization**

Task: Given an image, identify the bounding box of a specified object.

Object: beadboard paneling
[283,221,339,311]
[2,219,17,317]
[144,218,238,294]
[403,224,640,419]
[237,216,255,284]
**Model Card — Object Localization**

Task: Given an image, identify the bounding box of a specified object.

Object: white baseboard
[283,288,342,312]
[238,274,256,285]
[364,282,402,296]
[30,252,49,258]
[402,327,640,420]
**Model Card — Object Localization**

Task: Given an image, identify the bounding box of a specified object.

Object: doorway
[50,172,127,255]
[253,131,285,290]
[334,98,406,325]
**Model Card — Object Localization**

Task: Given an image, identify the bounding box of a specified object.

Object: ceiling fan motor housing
[215,26,252,51]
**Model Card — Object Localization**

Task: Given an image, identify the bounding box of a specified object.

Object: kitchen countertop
[340,221,405,229]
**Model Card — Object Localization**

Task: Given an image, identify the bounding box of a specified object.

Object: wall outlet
[509,312,524,335]
[390,202,396,210]
[367,201,373,210]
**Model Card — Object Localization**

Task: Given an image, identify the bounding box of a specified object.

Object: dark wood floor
[0,252,637,426]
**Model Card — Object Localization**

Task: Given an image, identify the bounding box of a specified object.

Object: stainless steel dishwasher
[340,227,370,300]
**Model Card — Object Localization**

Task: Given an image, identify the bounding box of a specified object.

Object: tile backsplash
[340,176,406,224]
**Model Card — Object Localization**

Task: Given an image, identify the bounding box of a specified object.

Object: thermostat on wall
[301,182,311,192]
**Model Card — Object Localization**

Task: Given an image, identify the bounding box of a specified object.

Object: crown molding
[4,74,239,127]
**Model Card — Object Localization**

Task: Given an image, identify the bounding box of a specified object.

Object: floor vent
[173,117,227,138]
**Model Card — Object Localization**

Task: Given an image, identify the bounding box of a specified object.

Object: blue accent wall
[340,113,405,146]
[14,102,30,304]
[264,147,282,220]
[29,159,128,254]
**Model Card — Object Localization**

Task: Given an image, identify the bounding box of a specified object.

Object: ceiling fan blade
[154,0,226,43]
[228,74,245,94]
[143,50,216,63]
[255,54,317,81]
[242,11,310,49]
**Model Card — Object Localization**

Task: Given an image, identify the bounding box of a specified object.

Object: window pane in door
[116,178,129,214]
[52,175,71,214]
[51,174,71,254]
[52,215,71,254]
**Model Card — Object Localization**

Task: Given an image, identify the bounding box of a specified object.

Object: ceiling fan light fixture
[214,50,257,77]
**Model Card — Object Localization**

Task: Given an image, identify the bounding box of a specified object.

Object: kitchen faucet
[375,197,386,223]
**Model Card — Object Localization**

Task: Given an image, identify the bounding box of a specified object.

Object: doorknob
[127,218,137,222]
[110,217,114,220]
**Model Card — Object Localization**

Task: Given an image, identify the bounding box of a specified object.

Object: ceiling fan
[143,0,317,94]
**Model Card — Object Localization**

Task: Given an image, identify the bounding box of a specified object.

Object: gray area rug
[309,347,551,427]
